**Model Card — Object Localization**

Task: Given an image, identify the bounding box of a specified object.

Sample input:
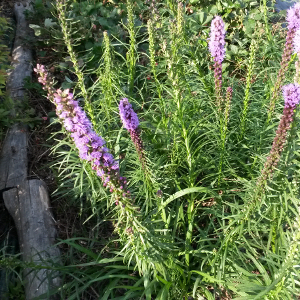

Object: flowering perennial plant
[119,98,146,169]
[259,83,300,189]
[29,1,300,297]
[34,64,129,200]
[268,3,300,121]
[209,16,226,109]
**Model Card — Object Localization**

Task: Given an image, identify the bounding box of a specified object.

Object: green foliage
[0,13,10,141]
[10,0,300,299]
[0,14,9,96]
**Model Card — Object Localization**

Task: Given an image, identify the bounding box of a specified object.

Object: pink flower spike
[209,16,226,63]
[283,83,300,108]
[294,28,300,53]
[119,98,139,130]
[287,3,300,31]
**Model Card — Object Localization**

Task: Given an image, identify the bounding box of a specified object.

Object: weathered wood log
[3,180,61,300]
[6,2,33,104]
[0,2,61,299]
[0,123,28,190]
[0,3,32,190]
[0,1,31,190]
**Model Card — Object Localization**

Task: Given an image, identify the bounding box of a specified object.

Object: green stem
[56,0,96,126]
[126,0,136,96]
[240,39,256,139]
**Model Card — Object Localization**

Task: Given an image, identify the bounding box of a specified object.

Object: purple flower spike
[295,29,300,53]
[209,16,226,110]
[258,83,300,191]
[283,83,300,108]
[209,16,226,64]
[119,98,148,171]
[119,98,139,130]
[34,65,134,202]
[287,3,300,31]
[268,6,300,121]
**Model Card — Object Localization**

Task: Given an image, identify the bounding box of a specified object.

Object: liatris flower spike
[53,90,126,194]
[294,29,300,54]
[287,3,300,31]
[294,28,300,83]
[209,16,226,64]
[259,83,300,190]
[268,3,300,122]
[209,16,226,110]
[119,98,146,169]
[34,65,130,202]
[119,98,139,130]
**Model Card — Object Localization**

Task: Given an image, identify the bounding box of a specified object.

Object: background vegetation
[1,0,300,299]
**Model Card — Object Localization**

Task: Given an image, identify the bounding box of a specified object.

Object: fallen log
[3,180,61,300]
[0,123,27,190]
[6,2,33,104]
[0,2,61,299]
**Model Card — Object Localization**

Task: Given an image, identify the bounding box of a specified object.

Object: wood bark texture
[0,1,32,190]
[6,2,33,104]
[0,123,27,190]
[3,180,61,300]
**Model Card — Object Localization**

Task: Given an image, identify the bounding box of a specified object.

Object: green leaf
[44,18,57,27]
[57,238,99,260]
[159,187,213,211]
[29,24,42,36]
[191,270,224,284]
[230,44,239,55]
[210,5,218,14]
[98,17,109,27]
[244,19,256,36]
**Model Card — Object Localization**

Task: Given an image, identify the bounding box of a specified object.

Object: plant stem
[267,28,295,124]
[126,0,136,96]
[218,87,232,184]
[240,39,256,139]
[56,0,96,127]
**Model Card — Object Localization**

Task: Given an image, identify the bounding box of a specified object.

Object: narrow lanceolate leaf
[158,187,215,211]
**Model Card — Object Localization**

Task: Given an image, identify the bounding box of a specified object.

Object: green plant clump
[11,0,300,299]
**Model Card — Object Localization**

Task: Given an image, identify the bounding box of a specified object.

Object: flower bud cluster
[214,61,223,109]
[35,64,54,95]
[145,0,159,21]
[259,84,300,188]
[129,128,146,168]
[34,64,130,200]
